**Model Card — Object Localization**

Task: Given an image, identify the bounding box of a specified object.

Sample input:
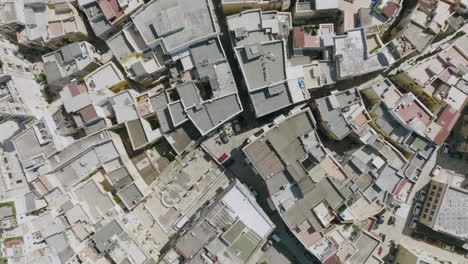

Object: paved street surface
[435,149,468,176]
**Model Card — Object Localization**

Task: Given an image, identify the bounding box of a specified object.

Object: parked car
[379,233,386,242]
[441,143,449,153]
[442,244,455,252]
[431,165,441,177]
[377,215,385,224]
[413,204,422,216]
[418,190,427,202]
[388,216,396,225]
[220,132,229,144]
[271,233,281,243]
[262,240,273,251]
[217,153,230,164]
[409,218,418,229]
[248,186,258,197]
[232,120,241,134]
[411,232,424,240]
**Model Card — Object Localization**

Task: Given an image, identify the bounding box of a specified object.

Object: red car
[217,153,229,163]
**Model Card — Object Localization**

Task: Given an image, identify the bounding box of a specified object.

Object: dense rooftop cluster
[0,0,467,264]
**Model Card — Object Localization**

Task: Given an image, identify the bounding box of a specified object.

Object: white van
[271,233,281,243]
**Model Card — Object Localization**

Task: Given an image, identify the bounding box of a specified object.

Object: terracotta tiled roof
[383,2,399,18]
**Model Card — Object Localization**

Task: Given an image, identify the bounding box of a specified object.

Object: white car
[431,165,441,177]
[413,204,422,216]
[441,144,449,153]
[418,191,427,202]
[271,233,281,243]
[409,218,418,229]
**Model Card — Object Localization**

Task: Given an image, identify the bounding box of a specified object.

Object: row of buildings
[0,0,466,264]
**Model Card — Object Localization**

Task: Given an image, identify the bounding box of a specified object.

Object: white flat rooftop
[222,185,273,238]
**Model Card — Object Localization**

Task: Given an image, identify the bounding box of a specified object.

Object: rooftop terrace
[132,0,217,53]
[236,40,286,90]
[334,28,389,80]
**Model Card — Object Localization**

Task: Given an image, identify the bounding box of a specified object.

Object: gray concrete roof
[402,21,434,51]
[164,127,193,155]
[43,61,63,84]
[190,38,225,80]
[74,180,114,219]
[0,206,13,219]
[176,220,217,258]
[236,40,286,90]
[250,82,292,117]
[151,93,175,133]
[315,97,351,140]
[334,28,389,79]
[90,15,112,37]
[227,9,263,33]
[335,88,361,106]
[173,82,242,135]
[92,220,126,253]
[107,31,135,61]
[118,183,143,208]
[25,191,39,212]
[266,171,295,195]
[45,233,75,263]
[244,109,320,181]
[126,119,148,150]
[52,140,119,186]
[168,101,188,126]
[61,42,83,63]
[176,82,201,107]
[375,165,403,193]
[12,120,56,168]
[132,0,216,53]
[349,232,380,264]
[107,167,134,191]
[283,177,344,229]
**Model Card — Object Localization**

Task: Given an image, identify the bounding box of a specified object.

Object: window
[432,185,437,190]
[423,214,427,218]
[429,217,433,221]
[16,180,22,184]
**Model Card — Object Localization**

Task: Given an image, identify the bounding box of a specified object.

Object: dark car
[388,216,396,225]
[379,233,386,242]
[411,232,424,240]
[377,215,385,224]
[220,132,229,144]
